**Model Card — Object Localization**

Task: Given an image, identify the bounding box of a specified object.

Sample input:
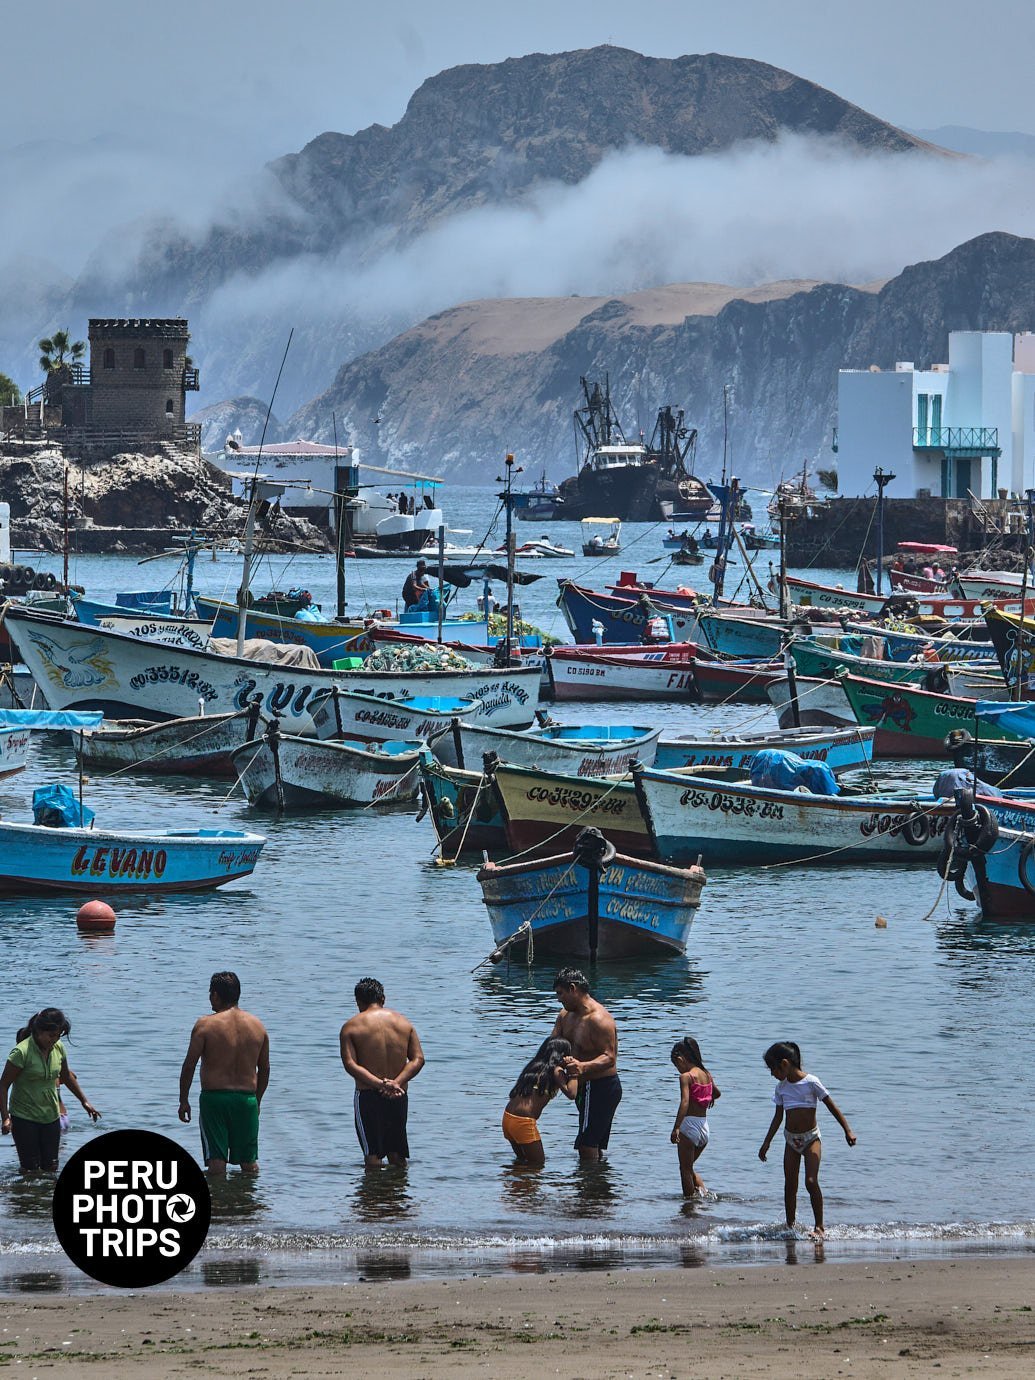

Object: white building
[835,331,1035,499]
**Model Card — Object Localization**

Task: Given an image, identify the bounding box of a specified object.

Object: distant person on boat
[502,1037,578,1166]
[178,971,269,1175]
[758,1040,856,1239]
[670,1035,720,1198]
[933,730,996,798]
[402,559,439,613]
[339,977,425,1169]
[549,967,621,1163]
[0,1007,100,1172]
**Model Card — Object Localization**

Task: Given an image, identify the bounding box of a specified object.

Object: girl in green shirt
[0,1008,101,1172]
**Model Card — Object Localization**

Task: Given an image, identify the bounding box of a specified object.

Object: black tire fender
[1018,839,1035,898]
[901,813,931,846]
[966,804,999,853]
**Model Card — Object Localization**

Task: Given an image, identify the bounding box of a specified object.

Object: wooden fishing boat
[544,645,704,701]
[838,672,1024,757]
[416,753,509,856]
[936,790,1035,919]
[4,607,542,732]
[841,621,994,663]
[767,676,854,730]
[789,638,1003,694]
[432,717,660,774]
[654,724,875,775]
[691,657,783,705]
[0,725,31,779]
[0,795,265,896]
[477,827,707,960]
[193,595,368,665]
[76,704,266,778]
[307,685,479,746]
[696,610,786,660]
[957,570,1026,601]
[785,574,1035,621]
[556,580,702,644]
[633,762,954,865]
[490,760,652,858]
[231,725,421,809]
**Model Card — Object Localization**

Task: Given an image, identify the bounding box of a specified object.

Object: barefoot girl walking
[757,1041,856,1237]
[670,1036,720,1197]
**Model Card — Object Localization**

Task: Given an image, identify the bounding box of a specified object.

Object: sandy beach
[2,1255,1034,1376]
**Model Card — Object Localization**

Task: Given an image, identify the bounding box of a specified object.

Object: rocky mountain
[191,397,284,452]
[286,232,1035,485]
[2,47,943,415]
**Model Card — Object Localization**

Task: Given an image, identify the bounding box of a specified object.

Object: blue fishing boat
[476,827,707,959]
[556,579,702,644]
[695,610,785,660]
[653,724,875,775]
[937,788,1035,920]
[71,590,179,626]
[417,751,508,858]
[0,784,265,896]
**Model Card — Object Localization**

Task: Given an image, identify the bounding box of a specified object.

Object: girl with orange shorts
[502,1037,578,1167]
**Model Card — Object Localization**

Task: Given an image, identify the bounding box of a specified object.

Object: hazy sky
[5,0,1034,165]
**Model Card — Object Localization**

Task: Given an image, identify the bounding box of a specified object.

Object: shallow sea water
[1,487,1033,1290]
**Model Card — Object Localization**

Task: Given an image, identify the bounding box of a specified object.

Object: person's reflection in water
[4,1173,57,1221]
[202,1258,262,1288]
[567,1159,617,1218]
[356,1250,412,1282]
[206,1172,268,1223]
[500,1161,546,1214]
[351,1164,414,1223]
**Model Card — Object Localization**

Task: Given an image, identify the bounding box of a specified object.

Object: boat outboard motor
[922,664,951,695]
[937,787,999,900]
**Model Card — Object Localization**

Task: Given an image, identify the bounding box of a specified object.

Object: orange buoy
[76,900,116,932]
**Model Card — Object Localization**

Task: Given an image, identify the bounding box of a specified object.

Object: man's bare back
[192,1008,269,1092]
[340,1006,422,1091]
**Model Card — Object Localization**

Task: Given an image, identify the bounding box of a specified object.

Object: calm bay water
[1,487,1033,1290]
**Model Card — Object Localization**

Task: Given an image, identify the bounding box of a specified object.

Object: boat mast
[1015,488,1035,700]
[499,452,520,662]
[873,466,895,597]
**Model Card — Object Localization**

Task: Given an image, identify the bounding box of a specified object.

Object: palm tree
[38,329,86,374]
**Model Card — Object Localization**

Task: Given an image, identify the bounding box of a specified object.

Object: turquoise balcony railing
[912,426,1000,455]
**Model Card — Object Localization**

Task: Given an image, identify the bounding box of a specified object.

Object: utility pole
[873,466,896,597]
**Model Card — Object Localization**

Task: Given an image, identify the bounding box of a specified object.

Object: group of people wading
[1,968,855,1237]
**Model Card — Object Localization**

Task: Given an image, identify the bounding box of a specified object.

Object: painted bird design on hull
[27,632,116,690]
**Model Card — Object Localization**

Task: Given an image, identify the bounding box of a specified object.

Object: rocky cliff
[0,441,330,554]
[285,232,1035,484]
[8,46,942,415]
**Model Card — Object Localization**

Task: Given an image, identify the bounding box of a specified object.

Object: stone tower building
[88,319,199,432]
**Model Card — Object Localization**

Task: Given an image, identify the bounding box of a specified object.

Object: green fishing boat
[838,672,1025,757]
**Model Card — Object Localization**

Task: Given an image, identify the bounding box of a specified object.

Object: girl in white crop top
[757,1041,856,1238]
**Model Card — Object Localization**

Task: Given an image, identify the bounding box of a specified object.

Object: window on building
[103,348,115,369]
[163,348,174,369]
[133,348,146,369]
[165,399,174,415]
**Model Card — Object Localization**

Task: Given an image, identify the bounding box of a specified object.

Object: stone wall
[88,319,190,431]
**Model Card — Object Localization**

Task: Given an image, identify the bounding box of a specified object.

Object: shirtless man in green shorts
[178,971,270,1174]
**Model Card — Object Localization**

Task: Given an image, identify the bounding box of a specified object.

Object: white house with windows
[835,331,1035,499]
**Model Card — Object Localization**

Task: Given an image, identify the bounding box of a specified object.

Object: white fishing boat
[308,686,479,746]
[431,717,661,774]
[545,645,702,701]
[633,761,955,866]
[5,607,542,733]
[767,676,854,729]
[231,726,422,809]
[76,703,268,778]
[0,724,31,778]
[580,517,622,557]
[654,724,875,775]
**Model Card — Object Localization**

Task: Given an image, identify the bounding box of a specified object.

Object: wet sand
[2,1255,1035,1376]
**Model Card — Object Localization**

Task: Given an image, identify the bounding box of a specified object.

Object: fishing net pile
[458,611,560,645]
[362,644,475,672]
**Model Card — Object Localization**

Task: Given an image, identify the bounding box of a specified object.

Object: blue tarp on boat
[749,749,839,796]
[975,701,1035,737]
[0,710,103,729]
[32,784,95,828]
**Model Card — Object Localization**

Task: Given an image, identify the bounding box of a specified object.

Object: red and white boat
[545,644,704,701]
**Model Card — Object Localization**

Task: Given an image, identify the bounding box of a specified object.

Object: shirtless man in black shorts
[339,978,425,1168]
[549,967,621,1162]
